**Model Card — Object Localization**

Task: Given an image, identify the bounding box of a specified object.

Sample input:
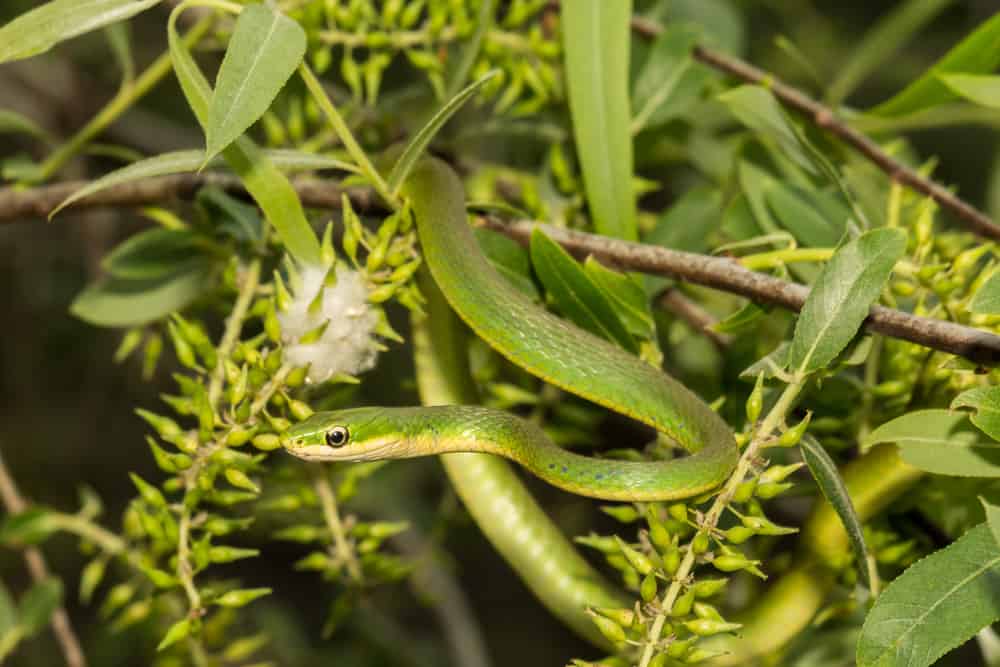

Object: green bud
[167,321,199,370]
[99,583,134,619]
[142,566,178,589]
[668,503,688,522]
[142,333,162,379]
[226,426,255,448]
[871,380,908,398]
[662,545,681,575]
[129,473,166,507]
[601,505,640,523]
[274,525,322,543]
[648,654,669,667]
[224,468,260,494]
[732,479,757,504]
[79,557,108,604]
[692,578,728,598]
[285,365,309,387]
[214,587,271,608]
[670,588,695,617]
[684,618,741,636]
[288,399,314,421]
[252,434,282,451]
[648,519,672,552]
[368,283,397,303]
[746,372,764,424]
[755,482,794,499]
[135,409,182,439]
[694,601,724,622]
[712,554,762,574]
[203,516,253,536]
[147,437,191,473]
[369,521,408,539]
[691,531,710,554]
[114,328,144,363]
[668,637,696,659]
[779,412,812,447]
[615,537,654,575]
[641,572,658,602]
[300,320,330,345]
[759,463,805,485]
[587,610,627,644]
[742,516,797,536]
[725,526,755,544]
[208,546,259,564]
[157,618,192,652]
[295,551,331,571]
[593,606,635,628]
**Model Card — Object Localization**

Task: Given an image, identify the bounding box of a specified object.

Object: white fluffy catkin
[278,264,379,383]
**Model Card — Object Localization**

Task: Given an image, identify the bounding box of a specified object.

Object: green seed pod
[685,648,726,663]
[593,607,635,629]
[129,473,166,507]
[641,572,658,602]
[759,463,805,485]
[252,433,282,451]
[587,610,627,644]
[668,503,688,522]
[285,365,309,387]
[575,533,620,553]
[693,601,724,621]
[670,588,695,617]
[692,578,728,598]
[667,637,696,659]
[691,531,710,554]
[288,399,314,421]
[662,545,681,576]
[147,437,192,473]
[369,284,398,303]
[166,321,199,370]
[648,653,669,667]
[725,526,754,544]
[224,468,260,494]
[742,515,797,536]
[712,554,760,573]
[100,583,135,619]
[615,537,654,575]
[79,557,108,604]
[114,328,144,363]
[135,409,182,439]
[684,618,741,637]
[732,479,757,504]
[755,482,794,499]
[648,516,673,552]
[746,372,764,424]
[141,333,163,380]
[601,505,640,523]
[273,524,321,543]
[208,546,259,564]
[294,551,330,571]
[369,521,409,539]
[779,412,812,447]
[214,587,271,608]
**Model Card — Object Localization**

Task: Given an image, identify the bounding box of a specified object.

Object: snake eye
[325,426,349,448]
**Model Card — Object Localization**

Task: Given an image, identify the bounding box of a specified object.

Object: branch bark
[628,16,1000,242]
[482,218,1000,367]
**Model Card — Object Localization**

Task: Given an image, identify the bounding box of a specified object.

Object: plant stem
[208,260,261,407]
[312,468,363,584]
[0,452,88,667]
[637,378,805,667]
[738,247,835,271]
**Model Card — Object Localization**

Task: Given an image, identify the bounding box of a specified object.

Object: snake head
[281,407,401,462]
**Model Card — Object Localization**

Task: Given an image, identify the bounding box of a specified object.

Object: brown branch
[658,287,732,350]
[628,16,1000,242]
[0,175,380,224]
[482,218,1000,367]
[0,451,87,667]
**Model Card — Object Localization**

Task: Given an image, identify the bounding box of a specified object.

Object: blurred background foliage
[1,1,1000,665]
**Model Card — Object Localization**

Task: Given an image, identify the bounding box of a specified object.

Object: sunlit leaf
[0,0,161,64]
[953,386,1000,442]
[857,523,1000,667]
[970,270,1000,314]
[939,73,1000,109]
[787,228,907,375]
[562,0,636,240]
[205,3,306,163]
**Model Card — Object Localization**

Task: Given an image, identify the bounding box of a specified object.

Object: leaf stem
[311,468,363,584]
[738,247,835,271]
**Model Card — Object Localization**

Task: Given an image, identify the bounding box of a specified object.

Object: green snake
[282,158,738,502]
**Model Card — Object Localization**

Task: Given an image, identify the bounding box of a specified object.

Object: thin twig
[481,218,1000,366]
[311,469,364,584]
[0,451,88,667]
[628,15,1000,241]
[657,287,732,349]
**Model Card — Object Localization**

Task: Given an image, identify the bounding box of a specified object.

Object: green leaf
[869,12,1000,117]
[169,4,321,266]
[562,0,636,240]
[18,579,62,638]
[864,409,1000,477]
[981,498,1000,553]
[529,229,637,353]
[765,183,848,248]
[473,228,539,299]
[387,70,499,196]
[857,523,1000,667]
[953,386,1000,441]
[0,508,58,546]
[739,341,791,381]
[157,617,190,651]
[197,187,262,243]
[787,228,907,375]
[0,582,16,636]
[800,435,874,591]
[631,25,706,133]
[718,86,815,175]
[584,257,655,338]
[103,229,204,280]
[970,271,1000,314]
[205,3,306,164]
[0,0,162,64]
[939,73,1000,109]
[71,263,211,327]
[0,110,49,141]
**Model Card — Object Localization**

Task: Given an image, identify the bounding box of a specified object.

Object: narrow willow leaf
[157,618,190,651]
[205,4,306,163]
[970,271,1000,314]
[71,264,211,327]
[169,5,321,266]
[857,523,1000,667]
[562,0,636,240]
[0,0,161,64]
[52,148,355,218]
[953,386,1000,442]
[739,342,791,381]
[718,86,816,175]
[473,228,539,299]
[787,228,907,375]
[0,110,49,141]
[765,183,848,248]
[18,579,63,638]
[939,74,1000,109]
[981,499,1000,553]
[800,435,874,591]
[584,257,655,338]
[631,25,705,134]
[529,229,637,353]
[0,582,15,636]
[870,12,1000,117]
[102,229,203,280]
[387,70,498,196]
[864,409,1000,477]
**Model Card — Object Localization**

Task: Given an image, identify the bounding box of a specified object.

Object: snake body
[283,158,737,501]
